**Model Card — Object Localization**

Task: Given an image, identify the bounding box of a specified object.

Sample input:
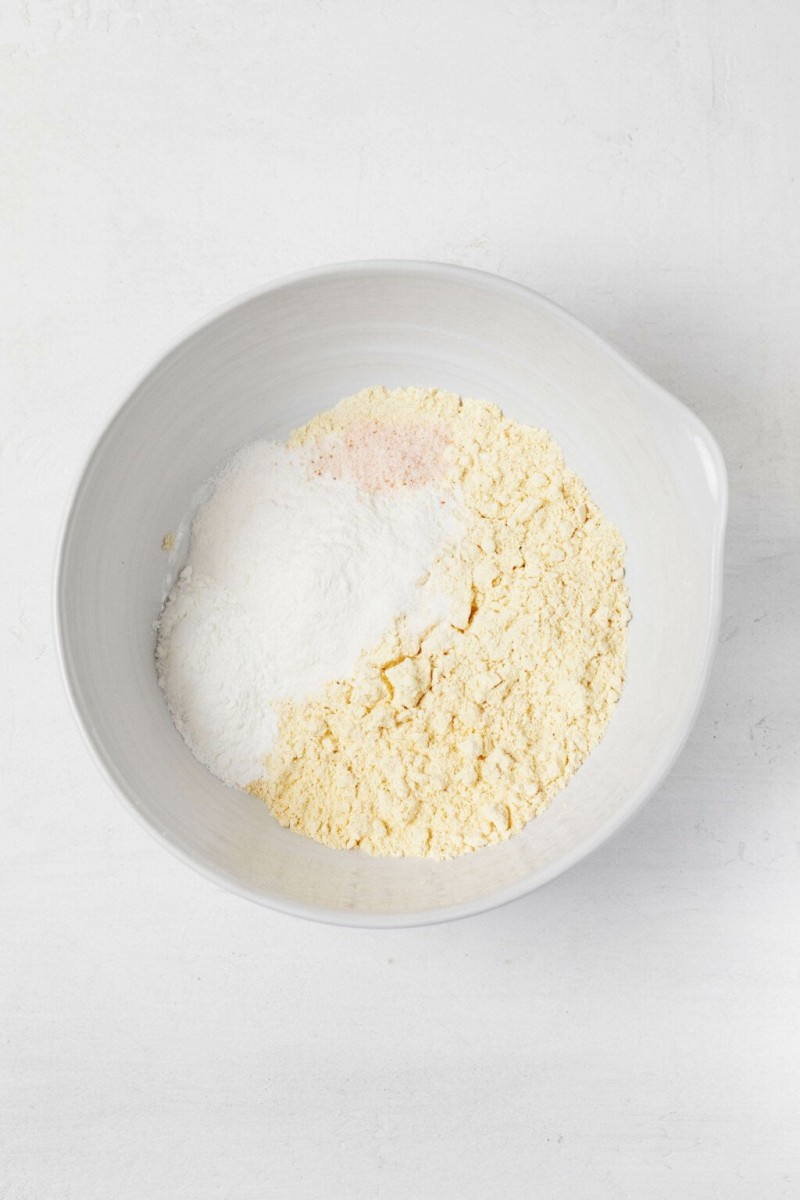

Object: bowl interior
[57,264,726,924]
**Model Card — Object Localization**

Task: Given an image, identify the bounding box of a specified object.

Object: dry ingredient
[156,437,461,787]
[157,385,629,859]
[246,386,629,858]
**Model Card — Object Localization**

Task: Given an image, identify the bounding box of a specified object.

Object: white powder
[156,440,461,787]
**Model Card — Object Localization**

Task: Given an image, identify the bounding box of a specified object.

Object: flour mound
[249,386,629,859]
[156,440,461,787]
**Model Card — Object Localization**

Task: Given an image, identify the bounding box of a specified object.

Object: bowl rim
[54,259,729,928]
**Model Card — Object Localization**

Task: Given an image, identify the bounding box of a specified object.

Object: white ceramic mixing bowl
[56,262,727,926]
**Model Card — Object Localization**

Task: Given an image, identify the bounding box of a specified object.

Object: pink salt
[308,419,450,492]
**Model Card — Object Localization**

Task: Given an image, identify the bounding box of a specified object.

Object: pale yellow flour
[248,386,629,859]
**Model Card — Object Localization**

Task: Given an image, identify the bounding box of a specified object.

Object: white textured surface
[2,1,798,1195]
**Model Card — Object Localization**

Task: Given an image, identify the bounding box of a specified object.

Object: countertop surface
[3,2,798,1196]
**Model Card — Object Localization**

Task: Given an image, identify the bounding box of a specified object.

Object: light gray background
[3,2,798,1196]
